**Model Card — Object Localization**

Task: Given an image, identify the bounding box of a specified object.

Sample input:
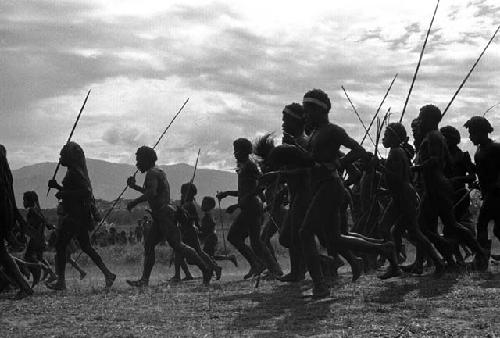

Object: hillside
[12,159,237,208]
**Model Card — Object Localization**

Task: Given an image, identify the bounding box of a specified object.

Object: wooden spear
[442,24,500,118]
[47,89,91,196]
[399,0,440,123]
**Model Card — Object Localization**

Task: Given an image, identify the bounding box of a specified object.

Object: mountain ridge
[12,158,237,208]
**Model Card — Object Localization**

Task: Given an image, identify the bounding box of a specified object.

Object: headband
[302,97,329,110]
[283,107,303,120]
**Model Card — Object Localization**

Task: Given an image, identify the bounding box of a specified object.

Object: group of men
[0,88,499,299]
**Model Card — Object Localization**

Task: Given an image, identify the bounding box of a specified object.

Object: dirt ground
[1,255,500,338]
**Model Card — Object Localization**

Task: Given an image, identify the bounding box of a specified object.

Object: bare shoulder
[325,123,347,135]
[146,167,165,180]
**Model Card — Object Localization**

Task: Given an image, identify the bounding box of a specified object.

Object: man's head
[382,123,407,149]
[23,190,39,209]
[181,182,197,202]
[201,196,216,212]
[135,146,157,172]
[418,104,442,133]
[282,103,305,139]
[59,141,85,168]
[303,89,331,127]
[233,138,252,162]
[440,125,461,148]
[464,116,493,145]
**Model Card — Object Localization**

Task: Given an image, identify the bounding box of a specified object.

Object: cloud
[1,0,499,170]
[102,125,148,147]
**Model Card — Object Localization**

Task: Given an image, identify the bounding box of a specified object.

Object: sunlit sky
[1,0,499,170]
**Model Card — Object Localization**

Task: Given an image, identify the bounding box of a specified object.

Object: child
[199,196,237,266]
[22,191,57,286]
[171,184,222,282]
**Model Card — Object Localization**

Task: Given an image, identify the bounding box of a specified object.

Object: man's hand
[127,176,136,188]
[216,191,228,200]
[48,179,60,190]
[127,201,137,212]
[226,204,239,214]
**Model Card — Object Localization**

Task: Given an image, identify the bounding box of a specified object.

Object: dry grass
[1,252,500,337]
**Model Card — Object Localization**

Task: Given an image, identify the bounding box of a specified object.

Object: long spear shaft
[152,98,190,149]
[98,97,188,223]
[190,148,201,184]
[375,107,391,158]
[341,86,376,148]
[217,195,228,253]
[184,147,201,210]
[47,89,91,196]
[361,73,398,146]
[442,25,500,118]
[483,102,500,117]
[400,0,440,123]
[78,98,189,260]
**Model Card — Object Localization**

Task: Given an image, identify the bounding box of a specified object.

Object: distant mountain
[12,159,237,208]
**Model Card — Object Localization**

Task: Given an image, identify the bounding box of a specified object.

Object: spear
[375,107,391,158]
[217,194,228,253]
[483,102,500,117]
[399,0,440,123]
[442,24,500,118]
[361,73,398,146]
[184,148,201,206]
[77,98,189,260]
[341,86,376,148]
[190,148,201,184]
[47,89,91,196]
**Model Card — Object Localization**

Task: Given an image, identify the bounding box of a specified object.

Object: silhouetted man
[47,142,115,291]
[125,146,213,287]
[411,105,485,271]
[217,138,278,279]
[464,116,500,267]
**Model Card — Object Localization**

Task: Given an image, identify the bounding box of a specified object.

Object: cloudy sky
[1,0,499,170]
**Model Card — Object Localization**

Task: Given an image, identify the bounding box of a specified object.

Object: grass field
[1,244,500,337]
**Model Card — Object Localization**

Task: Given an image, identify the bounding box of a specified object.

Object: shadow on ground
[218,281,341,337]
[370,272,461,304]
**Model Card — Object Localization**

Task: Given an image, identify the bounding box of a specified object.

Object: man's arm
[216,190,238,200]
[127,176,145,193]
[452,152,476,185]
[128,172,158,210]
[340,136,367,169]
